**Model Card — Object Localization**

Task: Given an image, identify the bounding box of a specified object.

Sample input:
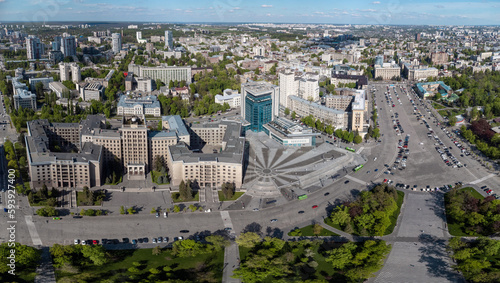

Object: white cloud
[266,13,271,16]
[233,7,241,10]
[313,11,324,15]
[261,4,273,8]
[359,9,377,12]
[184,10,192,13]
[372,1,380,4]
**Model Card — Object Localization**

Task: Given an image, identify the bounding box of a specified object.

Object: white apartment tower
[279,71,319,108]
[112,33,122,54]
[26,35,44,59]
[165,30,173,50]
[253,46,265,57]
[59,62,81,83]
[278,72,297,108]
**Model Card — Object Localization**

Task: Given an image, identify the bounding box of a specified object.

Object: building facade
[214,89,241,108]
[59,62,81,83]
[26,35,44,59]
[117,95,161,117]
[165,30,173,50]
[287,95,346,130]
[61,35,76,57]
[80,82,104,101]
[241,81,280,132]
[129,64,191,85]
[112,33,122,54]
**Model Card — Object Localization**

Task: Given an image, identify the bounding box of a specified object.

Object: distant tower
[112,33,122,54]
[60,35,76,57]
[165,30,173,50]
[26,35,44,59]
[415,33,421,41]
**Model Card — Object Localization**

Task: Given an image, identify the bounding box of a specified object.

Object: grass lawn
[438,109,465,118]
[54,248,224,283]
[432,102,446,109]
[323,191,404,236]
[288,224,339,236]
[171,192,199,203]
[384,191,405,235]
[151,170,169,185]
[446,187,484,236]
[459,187,484,200]
[77,192,102,206]
[218,191,245,201]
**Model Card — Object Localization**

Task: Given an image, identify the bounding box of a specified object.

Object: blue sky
[0,0,498,25]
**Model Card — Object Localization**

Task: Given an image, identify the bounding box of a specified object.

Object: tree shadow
[265,227,284,239]
[417,234,462,281]
[243,222,262,234]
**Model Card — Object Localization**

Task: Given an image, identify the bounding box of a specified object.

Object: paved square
[396,193,447,238]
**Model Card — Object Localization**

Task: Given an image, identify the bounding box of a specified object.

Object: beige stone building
[167,121,245,188]
[120,119,149,179]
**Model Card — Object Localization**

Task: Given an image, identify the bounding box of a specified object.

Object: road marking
[345,175,368,185]
[470,173,495,185]
[356,147,364,154]
[220,211,235,233]
[25,215,43,246]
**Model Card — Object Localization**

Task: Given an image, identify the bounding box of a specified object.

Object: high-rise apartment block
[241,81,280,132]
[60,35,76,57]
[165,30,173,50]
[26,35,44,59]
[279,71,320,108]
[128,64,191,85]
[111,33,122,54]
[59,62,81,83]
[52,36,61,51]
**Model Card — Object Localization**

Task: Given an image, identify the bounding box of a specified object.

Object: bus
[345,147,356,152]
[298,194,308,200]
[353,165,364,172]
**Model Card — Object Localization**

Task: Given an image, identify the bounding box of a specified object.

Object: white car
[74,239,80,245]
[373,157,377,161]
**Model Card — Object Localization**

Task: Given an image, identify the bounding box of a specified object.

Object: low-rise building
[28,77,54,92]
[80,82,104,101]
[215,89,241,108]
[49,81,70,98]
[263,117,317,147]
[117,95,161,117]
[288,95,346,130]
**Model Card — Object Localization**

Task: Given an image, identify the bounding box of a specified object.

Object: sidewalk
[222,242,241,283]
[34,247,56,283]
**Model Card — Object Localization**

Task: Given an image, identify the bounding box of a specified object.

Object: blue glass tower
[241,82,279,132]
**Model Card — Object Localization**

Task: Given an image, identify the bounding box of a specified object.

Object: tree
[291,111,296,120]
[221,182,235,200]
[205,235,230,251]
[354,131,363,144]
[120,206,125,214]
[448,116,457,127]
[127,207,136,214]
[81,245,108,266]
[173,205,181,213]
[312,223,323,236]
[172,239,206,257]
[284,108,290,116]
[152,246,162,255]
[235,232,261,248]
[179,180,193,201]
[0,243,40,273]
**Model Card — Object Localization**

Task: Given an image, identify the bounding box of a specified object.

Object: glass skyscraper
[241,81,280,132]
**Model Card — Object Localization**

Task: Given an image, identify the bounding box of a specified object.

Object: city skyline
[0,0,499,26]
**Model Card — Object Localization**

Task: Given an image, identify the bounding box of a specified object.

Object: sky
[0,0,499,25]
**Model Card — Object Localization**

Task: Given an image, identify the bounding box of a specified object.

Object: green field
[218,191,245,201]
[432,102,446,109]
[151,170,169,185]
[54,248,224,282]
[459,187,484,200]
[438,109,465,118]
[288,224,340,237]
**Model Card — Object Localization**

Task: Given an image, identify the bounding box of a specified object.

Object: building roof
[289,95,344,115]
[117,95,160,109]
[161,115,190,137]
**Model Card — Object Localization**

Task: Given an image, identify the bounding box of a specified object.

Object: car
[157,237,162,243]
[163,237,169,242]
[138,238,144,243]
[312,205,318,209]
[298,211,305,214]
[156,212,159,218]
[152,238,157,243]
[122,238,129,244]
[180,230,190,233]
[324,192,330,196]
[101,238,108,244]
[74,239,80,245]
[374,168,378,172]
[270,219,278,222]
[131,239,137,245]
[373,157,377,161]
[383,179,388,183]
[93,240,98,245]
[252,208,259,211]
[164,212,167,218]
[143,238,149,243]
[174,237,184,241]
[344,180,350,184]
[224,227,232,231]
[81,240,87,245]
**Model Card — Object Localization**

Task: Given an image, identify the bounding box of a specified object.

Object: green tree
[448,116,457,127]
[81,245,108,266]
[172,239,206,257]
[205,235,230,251]
[235,232,261,248]
[291,111,296,120]
[284,108,290,116]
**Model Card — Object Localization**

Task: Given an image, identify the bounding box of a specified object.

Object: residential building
[350,90,366,133]
[59,62,81,83]
[279,71,320,108]
[415,81,453,99]
[403,63,438,81]
[117,95,161,117]
[165,30,173,50]
[241,81,280,132]
[49,50,64,63]
[253,46,265,56]
[278,72,297,108]
[431,52,449,65]
[26,35,44,59]
[80,82,104,101]
[324,95,353,111]
[52,36,61,51]
[215,89,241,108]
[61,35,76,57]
[112,33,121,54]
[136,31,147,44]
[13,89,37,110]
